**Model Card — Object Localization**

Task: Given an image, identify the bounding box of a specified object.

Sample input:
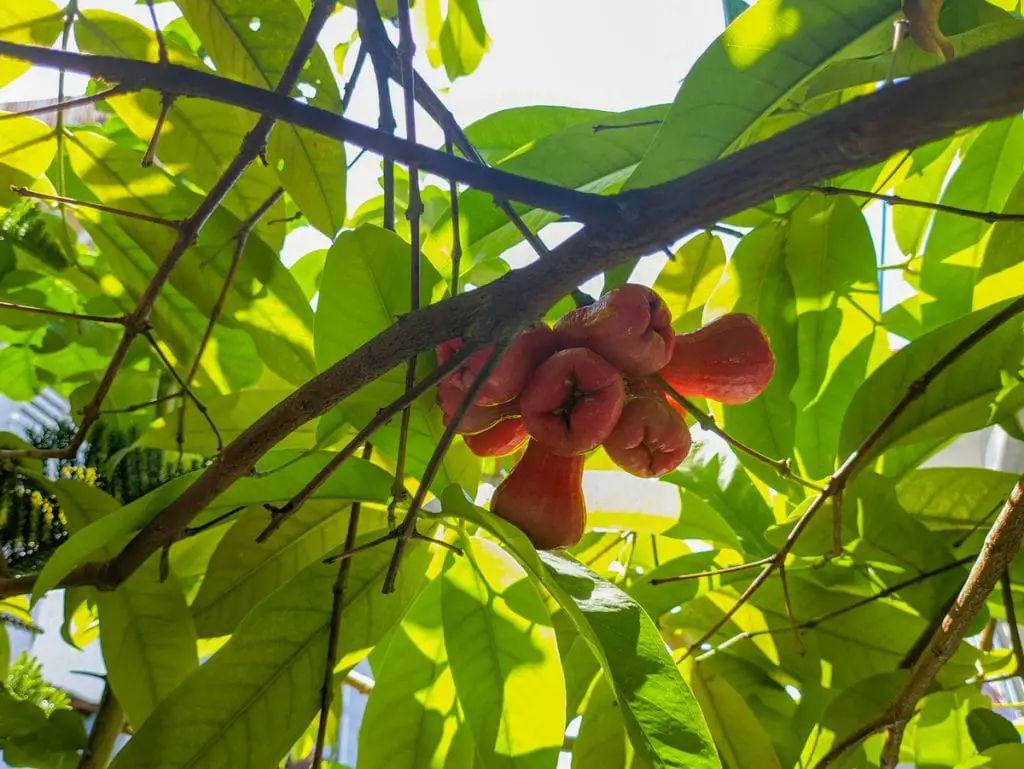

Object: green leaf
[440,487,721,769]
[175,0,346,236]
[138,389,320,456]
[96,558,199,728]
[0,345,39,401]
[573,675,633,769]
[704,222,801,493]
[33,452,392,601]
[653,233,726,333]
[785,194,887,478]
[892,137,962,258]
[664,436,775,557]
[461,106,607,166]
[424,106,666,277]
[73,10,287,247]
[0,0,63,88]
[967,708,1022,753]
[957,744,1024,768]
[919,116,1024,328]
[679,658,783,769]
[839,299,1024,465]
[908,688,993,768]
[625,0,900,189]
[0,114,56,208]
[441,537,565,769]
[429,0,490,80]
[191,503,372,638]
[896,468,1018,532]
[978,167,1024,285]
[107,531,433,769]
[315,225,478,495]
[358,578,476,769]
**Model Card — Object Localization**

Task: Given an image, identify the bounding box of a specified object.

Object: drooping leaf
[441,487,721,769]
[0,0,63,89]
[625,0,901,189]
[358,578,476,769]
[107,532,433,769]
[441,538,565,768]
[175,0,347,236]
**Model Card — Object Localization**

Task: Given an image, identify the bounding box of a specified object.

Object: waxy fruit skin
[554,284,675,376]
[490,440,586,550]
[603,377,692,478]
[464,417,529,457]
[659,313,775,405]
[519,347,626,456]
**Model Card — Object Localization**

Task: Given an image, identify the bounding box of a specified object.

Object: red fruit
[659,313,775,405]
[491,440,586,550]
[437,380,520,435]
[554,284,675,376]
[464,418,528,457]
[435,324,559,406]
[603,378,692,478]
[520,347,625,456]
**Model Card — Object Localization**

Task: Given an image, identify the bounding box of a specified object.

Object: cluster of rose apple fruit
[435,284,775,551]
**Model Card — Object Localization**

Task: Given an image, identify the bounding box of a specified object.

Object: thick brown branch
[6,37,1023,595]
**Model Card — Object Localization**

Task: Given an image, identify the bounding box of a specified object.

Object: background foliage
[1,1,1024,768]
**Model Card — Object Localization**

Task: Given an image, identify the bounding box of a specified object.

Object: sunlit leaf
[0,114,56,208]
[653,232,726,333]
[0,0,63,89]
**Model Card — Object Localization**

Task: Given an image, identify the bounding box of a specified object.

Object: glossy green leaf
[358,578,476,769]
[704,222,801,493]
[839,299,1024,464]
[919,116,1024,329]
[664,435,775,557]
[573,675,633,769]
[424,106,666,277]
[892,137,962,258]
[626,0,900,189]
[978,167,1024,282]
[191,503,373,638]
[33,452,392,601]
[175,0,347,236]
[679,658,783,769]
[422,0,490,80]
[785,194,887,478]
[73,10,287,247]
[908,688,992,768]
[461,106,606,166]
[0,0,63,88]
[0,114,56,208]
[896,467,1019,532]
[957,744,1024,768]
[967,708,1022,753]
[441,537,565,769]
[654,233,726,333]
[0,345,38,401]
[107,532,432,769]
[97,558,199,728]
[440,487,721,769]
[315,225,478,494]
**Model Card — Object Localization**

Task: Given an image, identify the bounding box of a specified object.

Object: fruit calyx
[603,377,692,478]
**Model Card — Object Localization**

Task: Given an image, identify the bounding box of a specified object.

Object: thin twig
[182,505,244,538]
[313,445,371,769]
[778,562,805,655]
[340,43,367,114]
[76,685,125,769]
[808,185,1024,223]
[54,0,76,200]
[650,556,774,585]
[256,340,486,543]
[0,300,126,325]
[141,95,174,168]
[1001,570,1024,681]
[0,0,338,464]
[358,0,397,232]
[655,377,824,492]
[592,119,663,133]
[145,0,168,64]
[322,527,462,565]
[185,187,284,385]
[819,475,1024,769]
[386,0,423,532]
[681,294,1024,659]
[11,186,182,229]
[382,340,510,594]
[0,85,130,121]
[101,391,183,415]
[446,131,462,296]
[143,330,222,453]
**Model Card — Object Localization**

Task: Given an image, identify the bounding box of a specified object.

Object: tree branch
[819,475,1024,769]
[0,300,126,325]
[810,184,1024,223]
[1,38,1021,595]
